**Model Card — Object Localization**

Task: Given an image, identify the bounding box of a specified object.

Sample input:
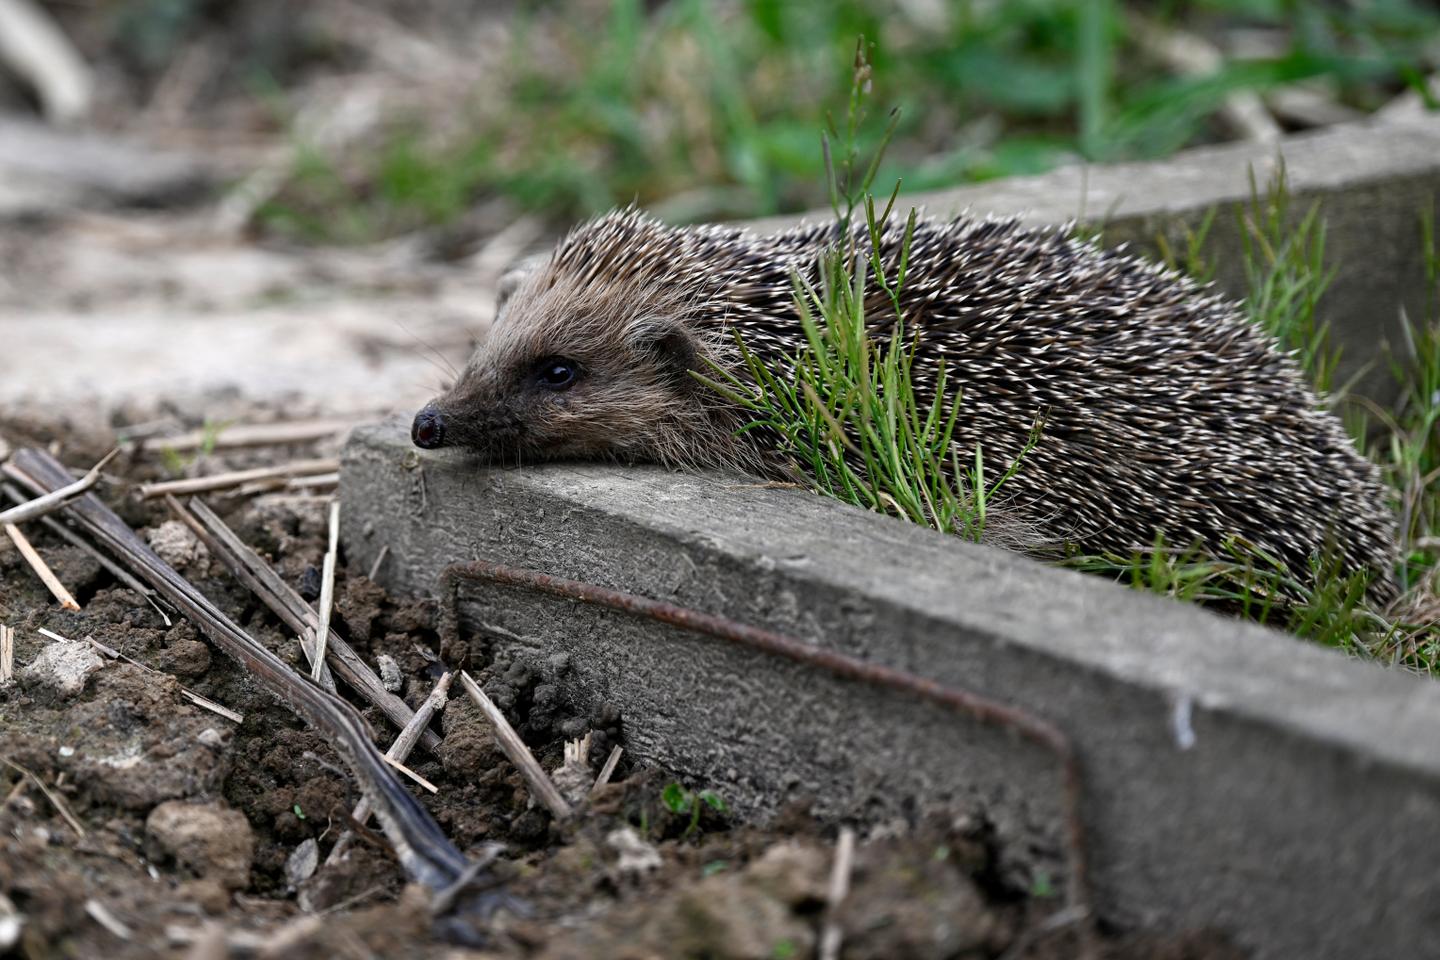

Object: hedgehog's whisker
[392,316,462,381]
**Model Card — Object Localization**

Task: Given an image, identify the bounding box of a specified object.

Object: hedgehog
[412,208,1399,601]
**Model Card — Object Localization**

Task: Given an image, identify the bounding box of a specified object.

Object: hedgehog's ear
[630,321,699,388]
[496,255,544,316]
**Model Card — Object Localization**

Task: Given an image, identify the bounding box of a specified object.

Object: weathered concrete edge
[347,422,1440,778]
[342,419,1440,958]
[750,115,1440,232]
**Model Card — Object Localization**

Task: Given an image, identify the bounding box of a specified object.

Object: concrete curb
[343,418,1440,960]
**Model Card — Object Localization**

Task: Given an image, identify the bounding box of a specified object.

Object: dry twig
[137,459,338,499]
[86,636,243,723]
[382,755,437,793]
[167,497,439,754]
[312,501,340,682]
[141,419,359,454]
[592,745,623,792]
[819,826,857,960]
[327,671,452,869]
[289,472,340,490]
[0,449,117,526]
[366,544,390,582]
[237,473,341,497]
[84,899,132,941]
[296,627,338,693]
[0,625,13,684]
[0,756,85,837]
[0,0,92,122]
[3,481,154,598]
[460,671,572,821]
[5,522,80,610]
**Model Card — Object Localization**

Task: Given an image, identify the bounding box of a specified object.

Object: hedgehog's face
[412,273,709,466]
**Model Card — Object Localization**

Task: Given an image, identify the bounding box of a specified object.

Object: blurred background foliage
[77,0,1440,241]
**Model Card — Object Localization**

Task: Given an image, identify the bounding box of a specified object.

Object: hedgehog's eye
[534,357,578,391]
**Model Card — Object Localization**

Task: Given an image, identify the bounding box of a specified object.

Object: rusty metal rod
[441,558,1091,917]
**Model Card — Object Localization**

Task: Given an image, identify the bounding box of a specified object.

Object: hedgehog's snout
[412,403,446,449]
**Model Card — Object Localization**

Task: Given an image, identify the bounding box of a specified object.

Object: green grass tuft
[1077,171,1440,672]
[696,43,1035,542]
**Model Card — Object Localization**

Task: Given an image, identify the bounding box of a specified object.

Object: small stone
[156,638,210,679]
[285,837,319,888]
[606,826,661,877]
[147,521,209,573]
[177,878,231,915]
[145,801,254,892]
[558,717,589,739]
[665,871,815,958]
[747,841,829,906]
[22,641,104,696]
[196,728,225,748]
[298,564,322,602]
[0,892,21,950]
[376,653,402,692]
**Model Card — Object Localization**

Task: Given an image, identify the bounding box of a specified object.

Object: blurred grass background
[238,0,1440,242]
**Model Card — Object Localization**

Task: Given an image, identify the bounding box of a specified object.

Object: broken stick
[460,670,572,821]
[168,497,437,755]
[5,522,79,610]
[312,501,340,682]
[0,625,12,684]
[0,448,116,526]
[326,671,453,870]
[137,458,338,499]
[142,418,358,454]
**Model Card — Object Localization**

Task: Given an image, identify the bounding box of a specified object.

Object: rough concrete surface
[343,418,1440,960]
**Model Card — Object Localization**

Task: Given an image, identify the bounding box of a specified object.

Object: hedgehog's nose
[412,404,446,449]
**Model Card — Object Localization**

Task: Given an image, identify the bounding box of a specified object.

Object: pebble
[145,800,255,892]
[22,640,104,696]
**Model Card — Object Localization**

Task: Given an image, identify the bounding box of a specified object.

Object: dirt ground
[0,422,1249,960]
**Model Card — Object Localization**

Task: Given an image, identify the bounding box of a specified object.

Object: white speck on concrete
[1171,692,1197,751]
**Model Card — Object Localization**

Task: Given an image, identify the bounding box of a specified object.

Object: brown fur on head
[412,211,764,472]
